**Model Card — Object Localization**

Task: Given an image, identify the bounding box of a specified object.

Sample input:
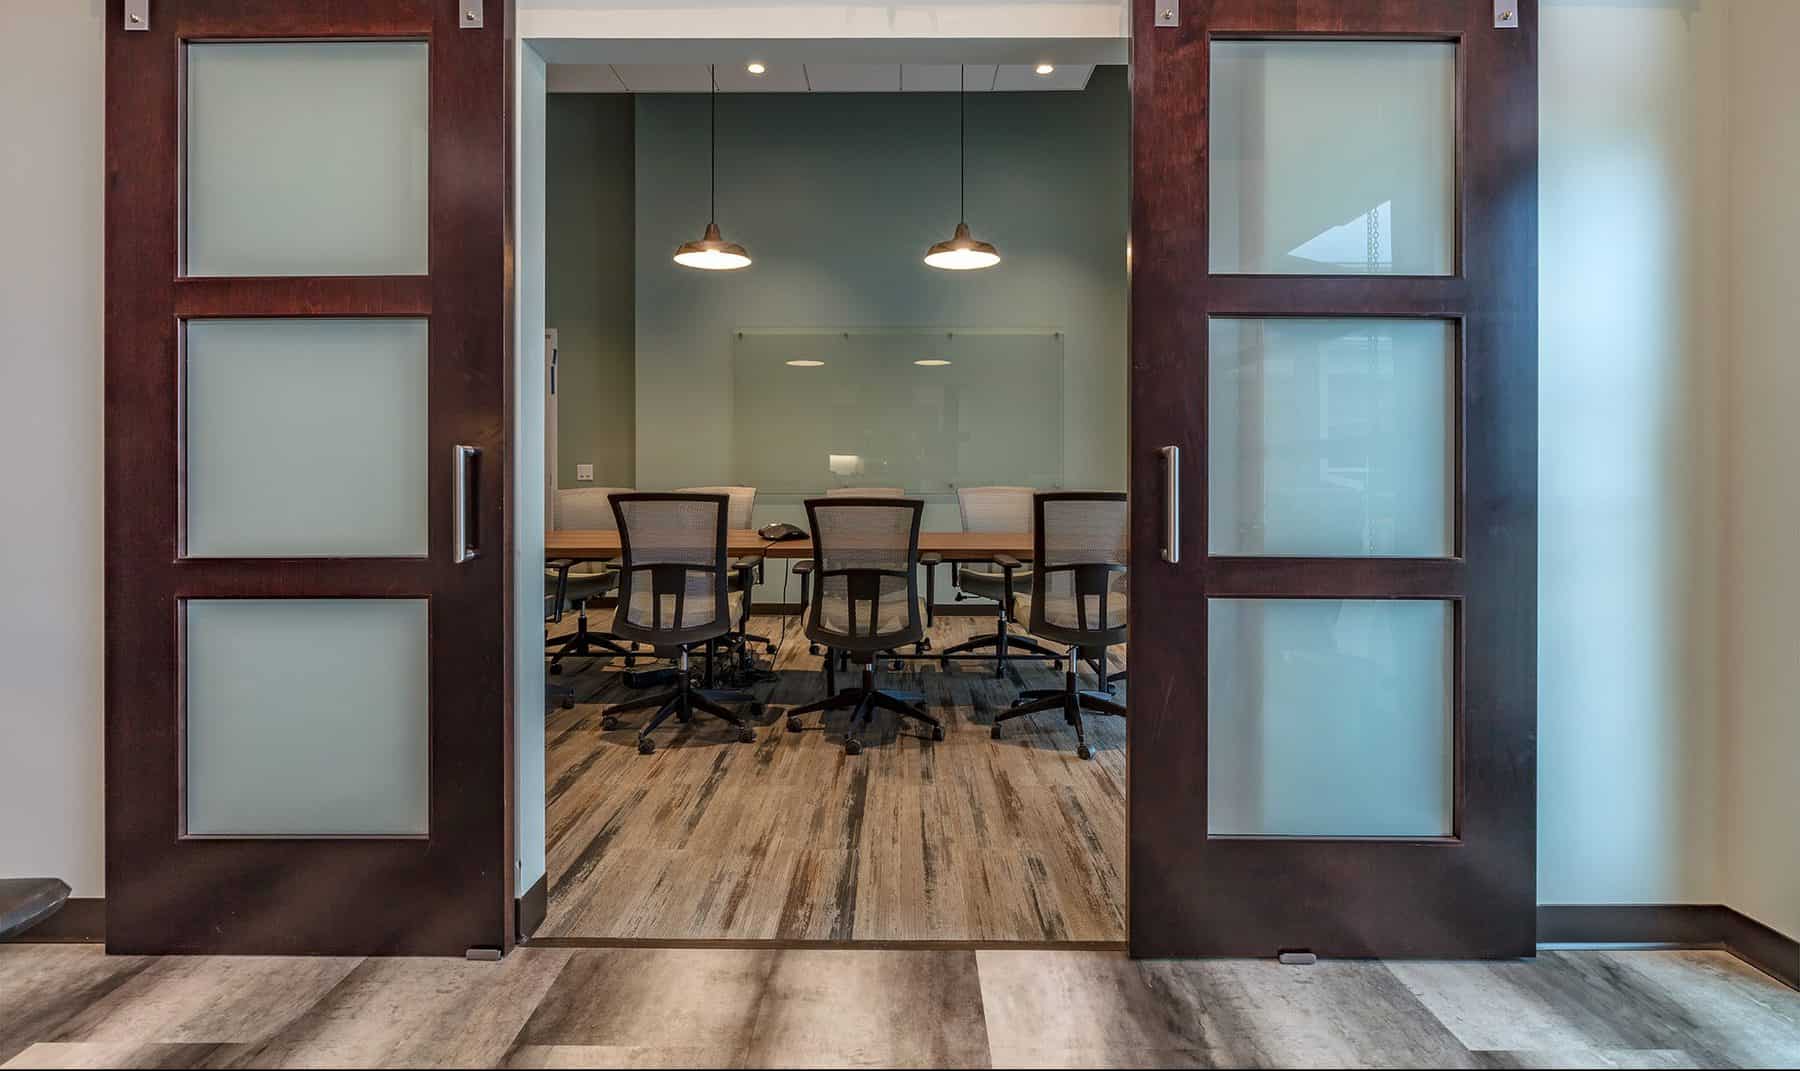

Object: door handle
[1160,445,1180,564]
[453,444,480,564]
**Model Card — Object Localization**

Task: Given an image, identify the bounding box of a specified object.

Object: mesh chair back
[826,486,904,498]
[1029,492,1128,647]
[677,485,757,529]
[803,497,924,652]
[556,487,633,530]
[609,493,733,646]
[957,486,1034,534]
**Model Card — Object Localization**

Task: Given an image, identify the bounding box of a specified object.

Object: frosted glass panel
[185,599,429,836]
[186,41,428,276]
[185,318,428,558]
[1210,41,1455,275]
[1209,318,1453,556]
[1207,599,1453,837]
[732,329,1064,493]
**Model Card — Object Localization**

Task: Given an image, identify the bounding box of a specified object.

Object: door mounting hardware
[125,0,148,31]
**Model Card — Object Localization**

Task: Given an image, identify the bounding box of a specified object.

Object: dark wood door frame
[1127,0,1537,957]
[104,0,516,955]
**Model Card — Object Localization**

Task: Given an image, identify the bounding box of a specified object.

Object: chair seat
[547,568,617,606]
[624,588,744,631]
[956,563,1033,603]
[1017,589,1127,632]
[806,591,924,637]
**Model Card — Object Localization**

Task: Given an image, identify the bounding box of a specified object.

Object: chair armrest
[919,551,942,567]
[792,559,814,575]
[993,553,1023,608]
[791,558,814,610]
[992,553,1023,571]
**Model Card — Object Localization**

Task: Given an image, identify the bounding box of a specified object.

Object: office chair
[801,487,909,656]
[786,496,943,755]
[544,590,577,710]
[936,485,1058,677]
[676,485,775,658]
[992,492,1128,760]
[546,487,637,672]
[601,493,763,755]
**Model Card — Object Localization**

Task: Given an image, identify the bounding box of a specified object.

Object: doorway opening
[524,42,1133,944]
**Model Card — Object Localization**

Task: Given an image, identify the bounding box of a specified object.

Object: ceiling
[548,63,1097,93]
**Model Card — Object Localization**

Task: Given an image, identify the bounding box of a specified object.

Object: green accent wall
[546,93,636,489]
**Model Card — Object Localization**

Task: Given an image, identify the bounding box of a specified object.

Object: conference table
[546,528,1033,562]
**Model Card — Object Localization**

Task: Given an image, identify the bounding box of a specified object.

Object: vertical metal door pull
[454,445,480,563]
[1161,445,1180,563]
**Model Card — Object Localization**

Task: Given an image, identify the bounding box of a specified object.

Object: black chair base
[994,668,1126,760]
[547,607,637,673]
[601,647,760,753]
[786,664,943,755]
[937,626,1060,677]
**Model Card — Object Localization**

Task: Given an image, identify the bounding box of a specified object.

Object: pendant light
[674,65,752,271]
[924,66,1000,271]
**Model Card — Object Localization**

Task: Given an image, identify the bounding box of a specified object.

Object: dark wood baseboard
[516,875,547,943]
[0,896,104,944]
[1538,904,1798,990]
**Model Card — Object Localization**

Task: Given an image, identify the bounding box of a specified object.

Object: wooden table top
[547,528,1032,561]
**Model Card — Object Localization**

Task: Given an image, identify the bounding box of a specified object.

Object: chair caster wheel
[809,643,820,656]
[737,726,756,743]
[677,709,692,723]
[549,663,562,676]
[787,716,803,733]
[844,738,863,756]
[766,643,779,654]
[994,667,1006,679]
[637,738,656,755]
[919,638,933,652]
[1077,744,1093,760]
[991,725,1002,740]
[889,660,903,671]
[560,695,575,709]
[601,715,620,730]
[931,725,945,742]
[624,657,636,668]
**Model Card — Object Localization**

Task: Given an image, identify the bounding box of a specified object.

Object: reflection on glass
[732,329,1065,493]
[186,41,429,277]
[1209,318,1453,557]
[1207,598,1453,837]
[185,598,429,836]
[1209,41,1455,275]
[185,318,429,558]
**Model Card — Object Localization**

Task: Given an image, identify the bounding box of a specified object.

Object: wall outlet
[575,464,594,482]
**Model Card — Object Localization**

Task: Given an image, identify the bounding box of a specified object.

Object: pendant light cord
[710,64,717,223]
[959,65,966,223]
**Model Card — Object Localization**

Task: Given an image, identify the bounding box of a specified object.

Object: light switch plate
[1495,0,1519,28]
[575,464,594,482]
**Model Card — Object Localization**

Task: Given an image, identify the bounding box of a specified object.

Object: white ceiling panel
[612,65,713,93]
[900,65,998,92]
[546,64,626,93]
[713,61,810,93]
[992,64,1095,91]
[804,64,902,93]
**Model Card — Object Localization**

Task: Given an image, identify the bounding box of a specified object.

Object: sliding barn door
[1128,0,1538,957]
[105,0,515,955]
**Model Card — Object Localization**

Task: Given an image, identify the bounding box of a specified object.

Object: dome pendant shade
[924,221,1000,270]
[674,221,752,270]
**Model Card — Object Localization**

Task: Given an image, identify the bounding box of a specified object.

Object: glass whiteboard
[732,329,1065,494]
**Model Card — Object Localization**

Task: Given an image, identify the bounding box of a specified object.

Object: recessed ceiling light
[785,359,825,367]
[746,62,766,76]
[914,359,952,367]
[1034,63,1056,76]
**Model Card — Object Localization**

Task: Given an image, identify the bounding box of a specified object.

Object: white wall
[1719,0,1800,942]
[515,44,551,901]
[1536,0,1728,907]
[0,0,106,897]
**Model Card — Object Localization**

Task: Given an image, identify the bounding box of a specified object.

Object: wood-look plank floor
[4,944,1796,1069]
[540,614,1128,942]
